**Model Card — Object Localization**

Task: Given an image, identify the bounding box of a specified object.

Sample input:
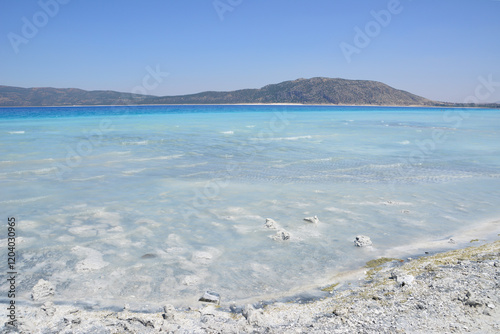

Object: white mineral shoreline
[3,216,500,333]
[382,217,500,258]
[1,103,491,108]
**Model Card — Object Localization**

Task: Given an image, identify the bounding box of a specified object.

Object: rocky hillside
[0,77,444,107]
[0,86,148,107]
[146,78,434,106]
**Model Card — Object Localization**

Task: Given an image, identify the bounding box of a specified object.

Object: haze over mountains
[0,77,497,108]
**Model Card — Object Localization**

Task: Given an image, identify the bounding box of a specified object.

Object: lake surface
[1,105,500,310]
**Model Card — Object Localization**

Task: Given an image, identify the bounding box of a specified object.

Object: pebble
[140,253,156,259]
[198,291,221,305]
[303,215,320,224]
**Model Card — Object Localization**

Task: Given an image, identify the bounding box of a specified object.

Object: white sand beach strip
[4,238,499,333]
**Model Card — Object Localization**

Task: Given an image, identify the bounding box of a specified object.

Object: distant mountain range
[0,77,498,108]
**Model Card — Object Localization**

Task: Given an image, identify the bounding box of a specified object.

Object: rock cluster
[264,215,322,241]
[264,218,291,241]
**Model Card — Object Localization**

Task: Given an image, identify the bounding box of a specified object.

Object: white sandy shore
[381,218,500,258]
[1,103,485,108]
[3,220,500,333]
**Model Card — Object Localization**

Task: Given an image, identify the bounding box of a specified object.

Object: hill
[143,78,433,106]
[0,77,480,107]
[0,85,149,107]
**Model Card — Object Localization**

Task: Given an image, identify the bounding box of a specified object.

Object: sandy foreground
[3,236,499,334]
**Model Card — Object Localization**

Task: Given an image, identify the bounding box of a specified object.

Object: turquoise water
[1,105,500,309]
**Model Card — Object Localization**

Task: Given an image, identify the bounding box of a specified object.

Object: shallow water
[1,105,500,309]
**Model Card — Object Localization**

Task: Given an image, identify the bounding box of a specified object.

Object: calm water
[1,105,500,309]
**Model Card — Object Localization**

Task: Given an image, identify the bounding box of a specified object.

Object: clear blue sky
[1,0,499,103]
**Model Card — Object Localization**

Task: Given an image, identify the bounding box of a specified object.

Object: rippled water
[1,105,499,309]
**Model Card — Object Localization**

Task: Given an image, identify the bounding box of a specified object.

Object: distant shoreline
[2,77,499,109]
[0,103,496,109]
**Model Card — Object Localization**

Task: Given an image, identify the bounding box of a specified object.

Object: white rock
[31,279,55,301]
[354,235,372,247]
[391,271,415,287]
[199,291,221,304]
[303,215,320,224]
[271,230,290,241]
[162,304,176,320]
[265,218,278,229]
[242,304,263,326]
